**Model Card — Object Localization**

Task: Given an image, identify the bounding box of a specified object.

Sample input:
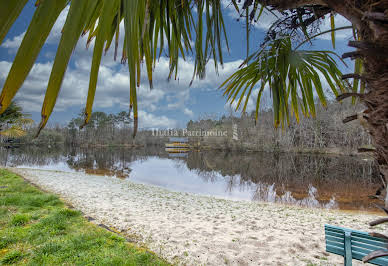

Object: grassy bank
[0,169,169,265]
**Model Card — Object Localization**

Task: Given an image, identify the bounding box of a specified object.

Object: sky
[0,1,355,129]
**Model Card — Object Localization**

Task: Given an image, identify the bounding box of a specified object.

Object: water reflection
[0,145,381,211]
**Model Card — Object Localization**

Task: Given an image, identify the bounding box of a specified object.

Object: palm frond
[0,0,28,45]
[40,0,99,134]
[0,1,358,135]
[0,125,27,138]
[220,37,347,127]
[330,12,336,49]
[0,0,68,114]
[0,0,228,137]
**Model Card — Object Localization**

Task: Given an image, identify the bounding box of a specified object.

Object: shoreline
[9,167,385,265]
[2,143,374,158]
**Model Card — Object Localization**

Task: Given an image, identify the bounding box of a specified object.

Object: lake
[0,145,382,211]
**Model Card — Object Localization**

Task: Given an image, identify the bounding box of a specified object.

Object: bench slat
[326,244,345,256]
[352,232,388,244]
[352,245,376,256]
[325,225,347,233]
[326,235,344,244]
[352,236,388,249]
[325,225,381,237]
[325,230,344,239]
[352,240,387,252]
[325,227,344,233]
[326,240,345,249]
[325,225,387,241]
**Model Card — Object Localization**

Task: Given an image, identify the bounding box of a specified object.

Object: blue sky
[0,1,354,129]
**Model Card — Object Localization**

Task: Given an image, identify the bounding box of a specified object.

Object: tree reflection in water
[0,146,381,211]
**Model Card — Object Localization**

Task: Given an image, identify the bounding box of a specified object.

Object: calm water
[0,145,382,211]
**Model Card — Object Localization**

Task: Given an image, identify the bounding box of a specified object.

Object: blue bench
[325,224,388,265]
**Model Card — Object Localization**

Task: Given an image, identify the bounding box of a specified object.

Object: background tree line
[187,100,370,154]
[14,110,160,147]
[6,99,370,155]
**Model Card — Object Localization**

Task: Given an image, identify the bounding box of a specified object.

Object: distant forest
[12,101,369,155]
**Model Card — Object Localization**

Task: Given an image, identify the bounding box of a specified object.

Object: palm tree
[0,101,33,138]
[0,0,387,260]
[222,2,388,261]
[221,37,348,126]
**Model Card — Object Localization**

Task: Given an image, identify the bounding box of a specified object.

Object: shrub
[10,214,29,226]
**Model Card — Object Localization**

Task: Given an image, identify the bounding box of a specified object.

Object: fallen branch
[342,73,363,80]
[358,147,376,152]
[343,115,358,124]
[336,92,363,101]
[370,218,388,226]
[342,51,363,59]
[363,249,388,263]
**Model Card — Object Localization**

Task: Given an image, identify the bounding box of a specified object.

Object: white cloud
[138,110,177,129]
[0,60,88,113]
[2,32,25,49]
[47,6,70,44]
[183,108,194,117]
[0,61,11,80]
[1,5,70,51]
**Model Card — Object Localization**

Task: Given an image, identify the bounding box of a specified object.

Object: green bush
[10,214,30,226]
[1,251,23,264]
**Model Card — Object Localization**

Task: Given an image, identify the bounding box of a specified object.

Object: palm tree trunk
[333,0,388,190]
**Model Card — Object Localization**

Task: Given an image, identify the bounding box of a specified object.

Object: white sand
[10,168,387,265]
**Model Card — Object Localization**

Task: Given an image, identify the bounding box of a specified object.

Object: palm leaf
[330,13,336,49]
[0,0,68,114]
[0,0,28,44]
[39,0,98,133]
[0,125,27,138]
[0,0,228,137]
[0,2,352,136]
[220,37,346,127]
[82,0,121,127]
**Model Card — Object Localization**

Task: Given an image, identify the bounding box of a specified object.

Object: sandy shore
[9,168,386,265]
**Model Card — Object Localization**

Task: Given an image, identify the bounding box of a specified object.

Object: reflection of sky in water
[129,157,257,201]
[129,157,337,208]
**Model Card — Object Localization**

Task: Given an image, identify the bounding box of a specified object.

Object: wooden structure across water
[165,137,189,154]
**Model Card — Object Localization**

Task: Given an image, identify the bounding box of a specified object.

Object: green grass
[0,169,169,265]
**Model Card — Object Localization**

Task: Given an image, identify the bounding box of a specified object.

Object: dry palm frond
[0,125,27,138]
